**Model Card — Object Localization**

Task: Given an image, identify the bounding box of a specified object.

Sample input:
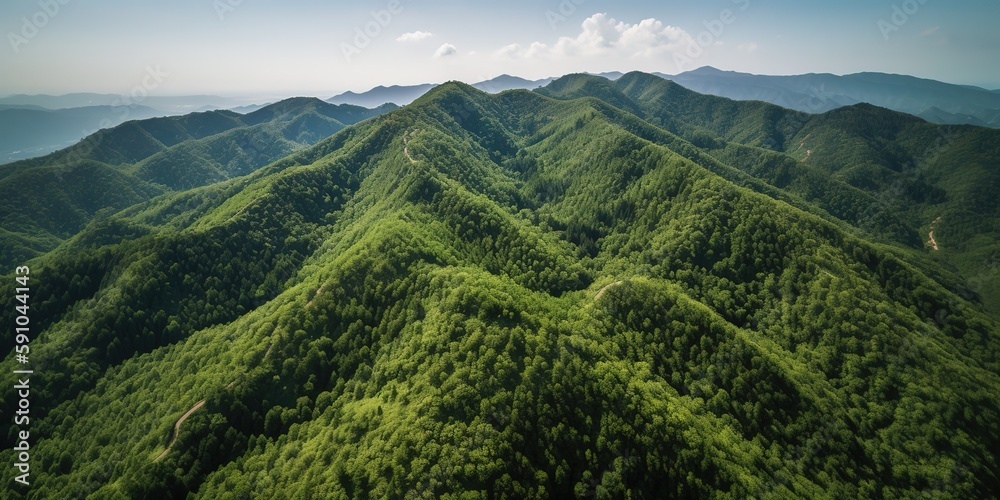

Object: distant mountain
[327,75,557,107]
[472,74,554,93]
[0,104,48,111]
[0,93,126,109]
[0,105,163,163]
[0,98,396,266]
[590,71,625,80]
[659,66,1000,127]
[917,106,989,127]
[0,93,263,114]
[230,103,271,114]
[327,84,437,108]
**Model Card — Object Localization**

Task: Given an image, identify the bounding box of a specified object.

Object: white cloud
[496,43,522,58]
[737,42,759,53]
[526,42,548,58]
[397,31,433,42]
[434,43,458,58]
[501,13,697,60]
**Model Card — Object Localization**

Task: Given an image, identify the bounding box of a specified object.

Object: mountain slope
[1,76,997,498]
[539,72,1000,314]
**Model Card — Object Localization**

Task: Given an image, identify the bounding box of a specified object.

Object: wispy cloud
[397,31,433,42]
[737,42,759,53]
[495,42,548,58]
[920,26,940,37]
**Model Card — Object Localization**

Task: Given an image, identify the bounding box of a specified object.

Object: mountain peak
[246,96,330,120]
[543,73,612,91]
[413,80,484,105]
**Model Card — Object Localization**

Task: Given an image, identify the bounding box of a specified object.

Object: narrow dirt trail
[928,216,942,251]
[306,286,323,308]
[152,339,270,461]
[403,130,418,163]
[155,400,206,461]
[795,134,812,162]
[595,281,623,300]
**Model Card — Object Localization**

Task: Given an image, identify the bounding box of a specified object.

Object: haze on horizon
[1,0,998,99]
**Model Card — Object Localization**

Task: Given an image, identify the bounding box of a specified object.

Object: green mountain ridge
[0,99,398,269]
[1,73,998,498]
[661,66,1000,128]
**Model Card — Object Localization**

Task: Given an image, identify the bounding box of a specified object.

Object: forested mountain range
[0,105,163,163]
[661,66,1000,128]
[0,98,397,269]
[325,74,558,108]
[6,67,994,165]
[1,72,998,498]
[326,68,1000,129]
[0,94,283,163]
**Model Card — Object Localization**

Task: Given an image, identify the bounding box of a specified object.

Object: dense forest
[1,72,999,498]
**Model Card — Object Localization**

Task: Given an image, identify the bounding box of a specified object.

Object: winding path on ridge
[153,341,274,461]
[155,400,206,462]
[928,216,942,251]
[403,130,418,163]
[595,281,623,300]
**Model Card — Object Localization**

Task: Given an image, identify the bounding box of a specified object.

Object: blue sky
[1,0,998,97]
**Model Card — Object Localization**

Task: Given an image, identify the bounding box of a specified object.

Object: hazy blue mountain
[0,93,124,108]
[590,71,625,80]
[660,66,1000,127]
[917,107,989,127]
[472,74,554,93]
[230,103,271,114]
[327,75,558,107]
[0,104,49,111]
[0,93,264,114]
[327,84,437,107]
